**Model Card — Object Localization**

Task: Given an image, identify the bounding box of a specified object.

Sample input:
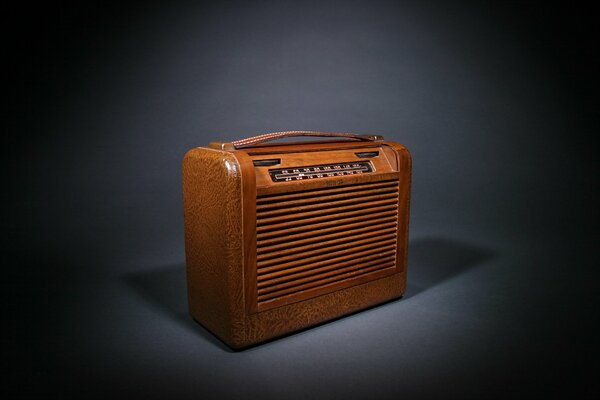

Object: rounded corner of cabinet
[182,147,204,171]
[384,141,411,159]
[182,147,243,180]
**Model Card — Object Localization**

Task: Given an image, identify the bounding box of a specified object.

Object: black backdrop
[5,1,597,398]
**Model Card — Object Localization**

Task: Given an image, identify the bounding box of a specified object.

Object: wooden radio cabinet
[182,131,411,349]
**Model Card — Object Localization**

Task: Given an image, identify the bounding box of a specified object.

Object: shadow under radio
[122,264,233,352]
[405,236,493,299]
[122,236,492,349]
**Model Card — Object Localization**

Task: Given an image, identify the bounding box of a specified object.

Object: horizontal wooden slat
[257,232,397,268]
[257,191,398,218]
[257,198,398,227]
[256,204,398,233]
[257,240,397,278]
[257,179,399,204]
[257,224,398,259]
[258,264,397,302]
[257,215,398,246]
[258,254,397,291]
[255,177,401,308]
[257,185,399,211]
[258,261,396,298]
[258,268,398,309]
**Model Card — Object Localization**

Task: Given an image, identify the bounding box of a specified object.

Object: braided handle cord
[231,131,383,149]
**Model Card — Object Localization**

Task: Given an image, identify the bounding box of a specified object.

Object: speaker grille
[255,179,400,308]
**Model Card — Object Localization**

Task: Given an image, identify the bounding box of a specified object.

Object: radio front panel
[253,174,401,312]
[243,144,404,313]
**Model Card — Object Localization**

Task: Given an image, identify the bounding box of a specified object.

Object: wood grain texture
[182,147,246,346]
[183,136,411,349]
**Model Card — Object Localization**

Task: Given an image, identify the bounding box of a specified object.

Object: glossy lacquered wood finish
[183,135,411,349]
[182,148,246,345]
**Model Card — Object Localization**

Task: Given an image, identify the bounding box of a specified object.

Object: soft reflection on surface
[406,236,493,298]
[122,236,492,349]
[123,264,232,351]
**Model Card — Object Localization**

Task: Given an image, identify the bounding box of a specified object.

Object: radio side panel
[182,147,246,347]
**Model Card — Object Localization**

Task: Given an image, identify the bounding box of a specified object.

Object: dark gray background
[5,1,597,398]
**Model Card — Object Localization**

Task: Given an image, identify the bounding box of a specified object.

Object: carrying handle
[230,131,384,149]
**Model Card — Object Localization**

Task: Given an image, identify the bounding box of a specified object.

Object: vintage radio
[182,131,412,349]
